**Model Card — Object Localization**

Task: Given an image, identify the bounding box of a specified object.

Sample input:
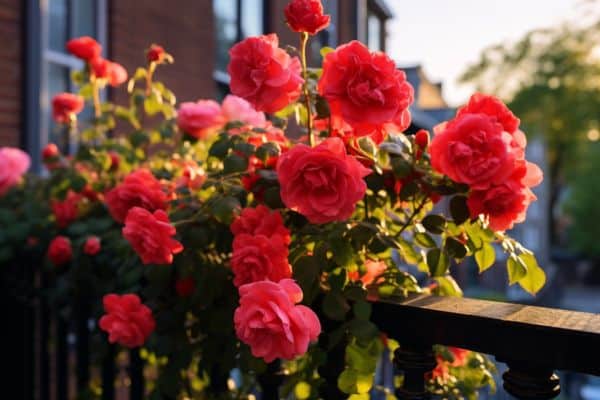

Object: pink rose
[176,100,225,139]
[276,137,371,224]
[430,113,521,190]
[99,294,155,348]
[122,207,183,265]
[0,147,30,196]
[230,205,290,245]
[228,34,303,113]
[318,41,414,135]
[231,234,291,287]
[221,95,267,127]
[234,279,321,362]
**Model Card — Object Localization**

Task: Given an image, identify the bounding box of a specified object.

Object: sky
[386,0,586,106]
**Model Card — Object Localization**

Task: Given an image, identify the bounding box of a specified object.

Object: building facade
[0,0,393,169]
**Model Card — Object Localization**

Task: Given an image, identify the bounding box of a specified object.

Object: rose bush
[0,1,546,398]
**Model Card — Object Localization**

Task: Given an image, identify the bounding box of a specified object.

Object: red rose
[91,58,128,87]
[51,191,82,228]
[457,93,520,134]
[276,137,371,224]
[467,162,542,231]
[99,294,155,348]
[66,36,101,61]
[52,93,84,123]
[47,236,72,266]
[84,236,101,256]
[349,260,387,287]
[105,169,168,223]
[176,100,225,139]
[430,113,522,190]
[318,41,414,135]
[234,279,321,362]
[231,234,291,287]
[228,34,303,113]
[175,277,195,297]
[122,207,183,265]
[231,205,290,245]
[42,143,60,160]
[284,0,331,35]
[108,152,120,171]
[147,44,165,63]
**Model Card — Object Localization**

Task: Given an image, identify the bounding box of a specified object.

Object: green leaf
[507,255,527,284]
[223,153,248,174]
[426,248,450,277]
[353,300,372,321]
[320,46,335,58]
[433,276,463,297]
[211,196,241,224]
[348,319,379,341]
[422,214,446,234]
[293,256,321,304]
[144,93,163,116]
[330,237,355,267]
[445,237,468,259]
[323,291,350,321]
[450,195,470,225]
[518,253,546,295]
[338,370,373,395]
[415,232,437,248]
[474,242,496,272]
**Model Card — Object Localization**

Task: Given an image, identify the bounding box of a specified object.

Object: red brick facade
[0,0,22,147]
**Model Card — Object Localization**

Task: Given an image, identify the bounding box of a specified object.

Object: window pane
[368,14,382,51]
[47,63,70,151]
[214,0,238,72]
[49,0,68,52]
[72,0,97,39]
[241,0,263,38]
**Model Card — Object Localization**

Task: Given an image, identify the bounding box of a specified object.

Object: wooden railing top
[370,294,600,376]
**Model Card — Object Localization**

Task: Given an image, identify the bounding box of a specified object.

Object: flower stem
[91,77,101,119]
[146,62,156,97]
[299,32,314,146]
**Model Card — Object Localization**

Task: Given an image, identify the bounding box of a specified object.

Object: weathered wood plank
[370,294,600,376]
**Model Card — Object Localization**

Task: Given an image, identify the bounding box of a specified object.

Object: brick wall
[0,0,22,147]
[109,0,216,106]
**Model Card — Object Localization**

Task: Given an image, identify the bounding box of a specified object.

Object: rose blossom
[52,93,84,123]
[228,34,303,113]
[230,205,290,244]
[51,191,82,228]
[221,95,267,127]
[415,129,430,148]
[105,169,168,223]
[318,41,414,135]
[0,147,30,196]
[457,93,520,134]
[284,0,331,35]
[84,236,101,256]
[122,207,183,265]
[42,143,60,160]
[349,260,387,286]
[47,236,72,266]
[430,113,521,190]
[176,100,225,139]
[91,58,128,87]
[99,294,155,348]
[66,36,101,61]
[231,234,291,287]
[276,137,371,224]
[234,279,321,362]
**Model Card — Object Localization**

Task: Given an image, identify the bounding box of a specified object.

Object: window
[213,0,265,98]
[367,12,382,51]
[309,0,338,64]
[42,0,105,155]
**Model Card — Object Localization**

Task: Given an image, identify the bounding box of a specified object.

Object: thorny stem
[299,32,314,146]
[146,62,156,97]
[91,76,101,119]
[397,195,429,236]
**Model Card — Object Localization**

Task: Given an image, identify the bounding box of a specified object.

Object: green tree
[459,14,600,244]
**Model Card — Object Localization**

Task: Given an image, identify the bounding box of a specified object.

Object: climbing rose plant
[0,0,544,398]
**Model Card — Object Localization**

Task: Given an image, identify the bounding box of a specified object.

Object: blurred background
[1,0,598,398]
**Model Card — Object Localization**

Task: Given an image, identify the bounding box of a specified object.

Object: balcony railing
[370,293,600,400]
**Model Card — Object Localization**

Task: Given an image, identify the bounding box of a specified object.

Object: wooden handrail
[370,293,600,399]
